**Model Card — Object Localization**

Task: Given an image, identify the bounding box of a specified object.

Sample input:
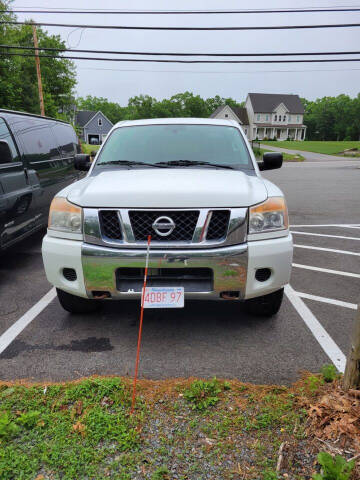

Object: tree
[343,302,360,389]
[0,1,76,118]
[76,95,128,124]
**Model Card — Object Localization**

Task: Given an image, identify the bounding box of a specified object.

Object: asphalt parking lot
[1,158,360,384]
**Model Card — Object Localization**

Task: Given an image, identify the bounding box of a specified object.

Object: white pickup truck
[42,118,293,316]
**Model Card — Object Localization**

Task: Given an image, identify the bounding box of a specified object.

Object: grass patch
[253,147,304,162]
[183,377,230,411]
[262,140,360,155]
[81,143,101,155]
[0,376,358,479]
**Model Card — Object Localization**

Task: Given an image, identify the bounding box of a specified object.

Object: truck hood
[67,169,268,208]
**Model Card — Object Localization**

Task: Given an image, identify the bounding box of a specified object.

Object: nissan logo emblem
[152,216,176,237]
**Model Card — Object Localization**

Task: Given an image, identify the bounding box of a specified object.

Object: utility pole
[343,302,360,390]
[32,23,45,116]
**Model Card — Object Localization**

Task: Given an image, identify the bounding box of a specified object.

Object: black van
[0,109,80,249]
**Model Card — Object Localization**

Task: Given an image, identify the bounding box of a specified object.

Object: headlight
[48,197,82,233]
[249,197,288,234]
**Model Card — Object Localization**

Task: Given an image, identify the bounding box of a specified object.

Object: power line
[1,51,360,63]
[2,20,360,31]
[7,6,360,15]
[78,66,360,74]
[1,44,360,57]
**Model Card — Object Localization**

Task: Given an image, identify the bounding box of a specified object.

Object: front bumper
[42,234,292,301]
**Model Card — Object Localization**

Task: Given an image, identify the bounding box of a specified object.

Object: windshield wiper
[97,160,168,168]
[155,160,235,170]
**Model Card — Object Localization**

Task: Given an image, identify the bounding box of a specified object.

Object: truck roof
[113,117,238,129]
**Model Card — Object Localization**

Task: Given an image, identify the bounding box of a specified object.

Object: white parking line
[292,263,360,278]
[293,244,360,256]
[295,291,357,310]
[291,231,360,241]
[285,285,346,373]
[0,288,56,355]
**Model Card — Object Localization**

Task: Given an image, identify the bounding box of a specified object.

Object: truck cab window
[0,118,19,163]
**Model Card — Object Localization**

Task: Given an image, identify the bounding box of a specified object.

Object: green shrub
[151,466,170,479]
[313,452,354,480]
[0,413,20,440]
[253,147,261,157]
[184,378,229,411]
[305,375,324,393]
[17,411,41,429]
[262,469,279,480]
[321,364,338,383]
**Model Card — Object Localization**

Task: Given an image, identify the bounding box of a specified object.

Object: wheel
[242,288,284,317]
[56,288,100,314]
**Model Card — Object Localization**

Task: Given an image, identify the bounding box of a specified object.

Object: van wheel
[56,288,100,314]
[243,288,284,317]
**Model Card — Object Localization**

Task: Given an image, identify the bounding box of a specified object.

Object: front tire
[243,288,284,317]
[56,288,100,314]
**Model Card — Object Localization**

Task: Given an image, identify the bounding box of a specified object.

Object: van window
[20,120,60,161]
[0,118,19,163]
[52,123,78,156]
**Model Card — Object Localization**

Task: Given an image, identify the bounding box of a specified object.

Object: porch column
[286,128,289,139]
[295,128,298,140]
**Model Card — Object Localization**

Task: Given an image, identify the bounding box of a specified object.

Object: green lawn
[261,140,360,155]
[253,147,304,162]
[81,143,101,155]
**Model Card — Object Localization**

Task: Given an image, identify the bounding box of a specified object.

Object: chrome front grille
[129,210,199,241]
[207,210,230,240]
[99,210,123,240]
[83,207,247,249]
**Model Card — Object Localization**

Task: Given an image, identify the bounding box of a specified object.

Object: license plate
[142,287,184,308]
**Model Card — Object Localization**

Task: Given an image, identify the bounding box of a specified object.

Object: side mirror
[258,152,283,171]
[0,140,13,164]
[74,154,91,171]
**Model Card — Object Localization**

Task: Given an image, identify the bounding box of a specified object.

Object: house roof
[75,110,96,127]
[209,105,249,125]
[248,93,304,114]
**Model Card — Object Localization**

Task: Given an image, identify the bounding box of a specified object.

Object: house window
[244,129,247,134]
[274,115,277,121]
[265,115,269,121]
[257,114,260,121]
[288,115,291,122]
[225,114,229,118]
[98,118,103,126]
[283,115,286,122]
[297,115,300,123]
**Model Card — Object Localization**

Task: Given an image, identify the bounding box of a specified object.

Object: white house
[209,105,250,138]
[211,93,306,141]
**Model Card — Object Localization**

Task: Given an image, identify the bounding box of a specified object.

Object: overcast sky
[13,0,360,104]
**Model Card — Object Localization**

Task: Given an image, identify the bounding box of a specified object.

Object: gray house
[75,110,113,145]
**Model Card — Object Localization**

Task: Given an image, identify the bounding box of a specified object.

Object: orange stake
[130,235,151,414]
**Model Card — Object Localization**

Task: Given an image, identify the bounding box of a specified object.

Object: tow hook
[220,291,240,300]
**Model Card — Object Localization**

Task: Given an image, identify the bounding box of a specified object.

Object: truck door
[0,117,38,248]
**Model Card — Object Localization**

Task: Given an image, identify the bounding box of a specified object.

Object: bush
[321,364,337,383]
[184,378,230,411]
[313,452,354,480]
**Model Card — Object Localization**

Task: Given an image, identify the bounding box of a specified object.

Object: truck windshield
[95,124,254,170]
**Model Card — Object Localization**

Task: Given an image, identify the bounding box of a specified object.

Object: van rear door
[0,117,38,248]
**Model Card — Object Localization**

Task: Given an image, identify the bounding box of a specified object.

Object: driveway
[262,144,355,162]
